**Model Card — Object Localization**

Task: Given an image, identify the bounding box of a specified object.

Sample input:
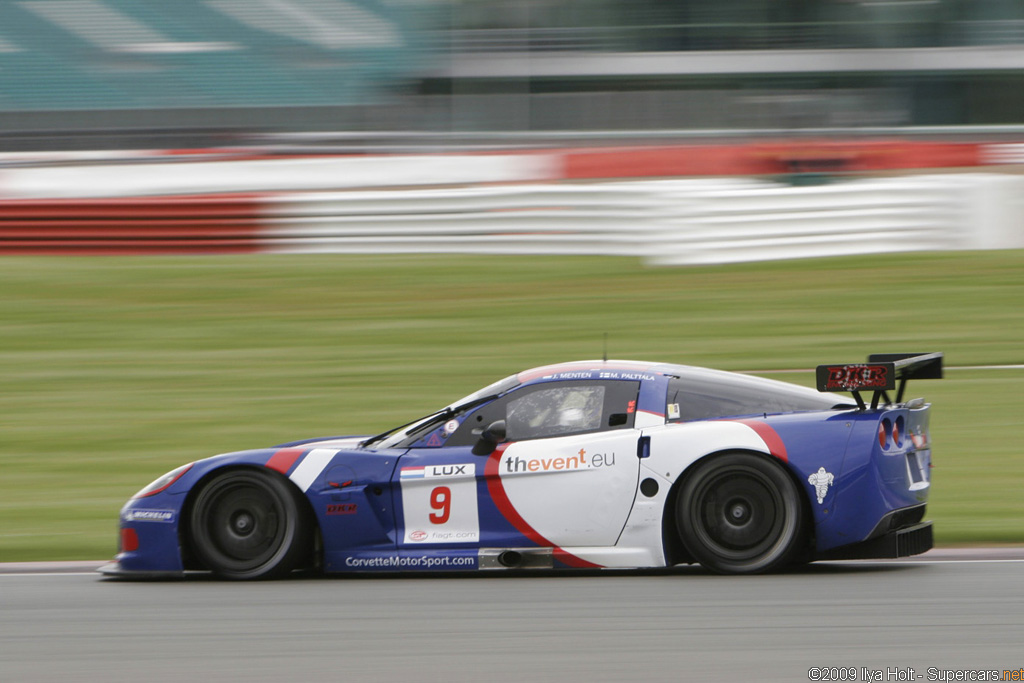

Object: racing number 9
[429,486,451,524]
[399,468,479,545]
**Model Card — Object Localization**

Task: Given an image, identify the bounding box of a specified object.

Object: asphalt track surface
[2,551,1023,683]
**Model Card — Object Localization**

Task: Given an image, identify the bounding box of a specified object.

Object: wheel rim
[690,465,787,562]
[194,476,290,573]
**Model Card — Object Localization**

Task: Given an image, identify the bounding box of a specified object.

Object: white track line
[0,572,103,577]
[746,364,1024,375]
[3,556,1024,577]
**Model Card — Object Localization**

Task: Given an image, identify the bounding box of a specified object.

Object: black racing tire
[188,469,310,580]
[676,452,804,575]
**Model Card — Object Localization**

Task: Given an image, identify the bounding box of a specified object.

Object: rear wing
[815,352,943,410]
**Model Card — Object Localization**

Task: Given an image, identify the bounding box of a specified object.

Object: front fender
[110,448,285,575]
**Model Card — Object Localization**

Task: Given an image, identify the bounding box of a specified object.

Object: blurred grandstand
[0,0,440,148]
[0,0,1023,150]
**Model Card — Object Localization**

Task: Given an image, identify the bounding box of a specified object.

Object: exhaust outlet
[479,547,553,569]
[497,550,523,568]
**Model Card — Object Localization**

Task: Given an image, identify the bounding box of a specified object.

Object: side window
[667,374,840,422]
[448,380,640,445]
[668,376,745,422]
[505,384,605,440]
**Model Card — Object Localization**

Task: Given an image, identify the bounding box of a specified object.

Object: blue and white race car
[102,353,941,579]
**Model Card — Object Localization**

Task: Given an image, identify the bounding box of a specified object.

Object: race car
[101,353,941,579]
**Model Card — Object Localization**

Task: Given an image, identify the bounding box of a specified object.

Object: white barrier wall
[263,183,682,256]
[0,154,561,199]
[647,176,968,265]
[2,172,1022,262]
[965,174,1024,250]
[258,175,1024,264]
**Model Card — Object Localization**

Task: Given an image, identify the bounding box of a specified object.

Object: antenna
[603,333,608,362]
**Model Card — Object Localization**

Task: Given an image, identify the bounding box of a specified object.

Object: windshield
[445,373,520,411]
[362,373,520,450]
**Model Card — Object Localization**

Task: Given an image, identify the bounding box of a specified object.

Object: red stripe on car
[485,444,602,569]
[266,447,305,474]
[734,419,788,462]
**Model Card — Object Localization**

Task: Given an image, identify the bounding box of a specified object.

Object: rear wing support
[815,352,943,410]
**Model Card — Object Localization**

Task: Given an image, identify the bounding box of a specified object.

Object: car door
[473,379,642,549]
[395,380,642,552]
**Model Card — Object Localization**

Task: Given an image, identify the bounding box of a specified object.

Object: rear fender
[620,420,789,566]
[813,405,932,552]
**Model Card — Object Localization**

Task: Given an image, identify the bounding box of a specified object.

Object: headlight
[132,463,193,499]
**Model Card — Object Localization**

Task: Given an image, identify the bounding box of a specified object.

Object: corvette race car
[101,353,941,579]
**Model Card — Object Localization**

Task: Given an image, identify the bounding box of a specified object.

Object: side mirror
[481,420,507,443]
[472,420,507,455]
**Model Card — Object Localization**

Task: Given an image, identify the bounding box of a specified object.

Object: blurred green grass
[2,251,1022,561]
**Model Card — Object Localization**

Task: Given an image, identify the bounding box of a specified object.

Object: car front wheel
[676,452,804,574]
[188,469,310,580]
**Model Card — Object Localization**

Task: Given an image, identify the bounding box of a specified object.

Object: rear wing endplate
[815,352,943,410]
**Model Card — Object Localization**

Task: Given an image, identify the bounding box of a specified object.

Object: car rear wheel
[189,469,310,580]
[676,452,804,574]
